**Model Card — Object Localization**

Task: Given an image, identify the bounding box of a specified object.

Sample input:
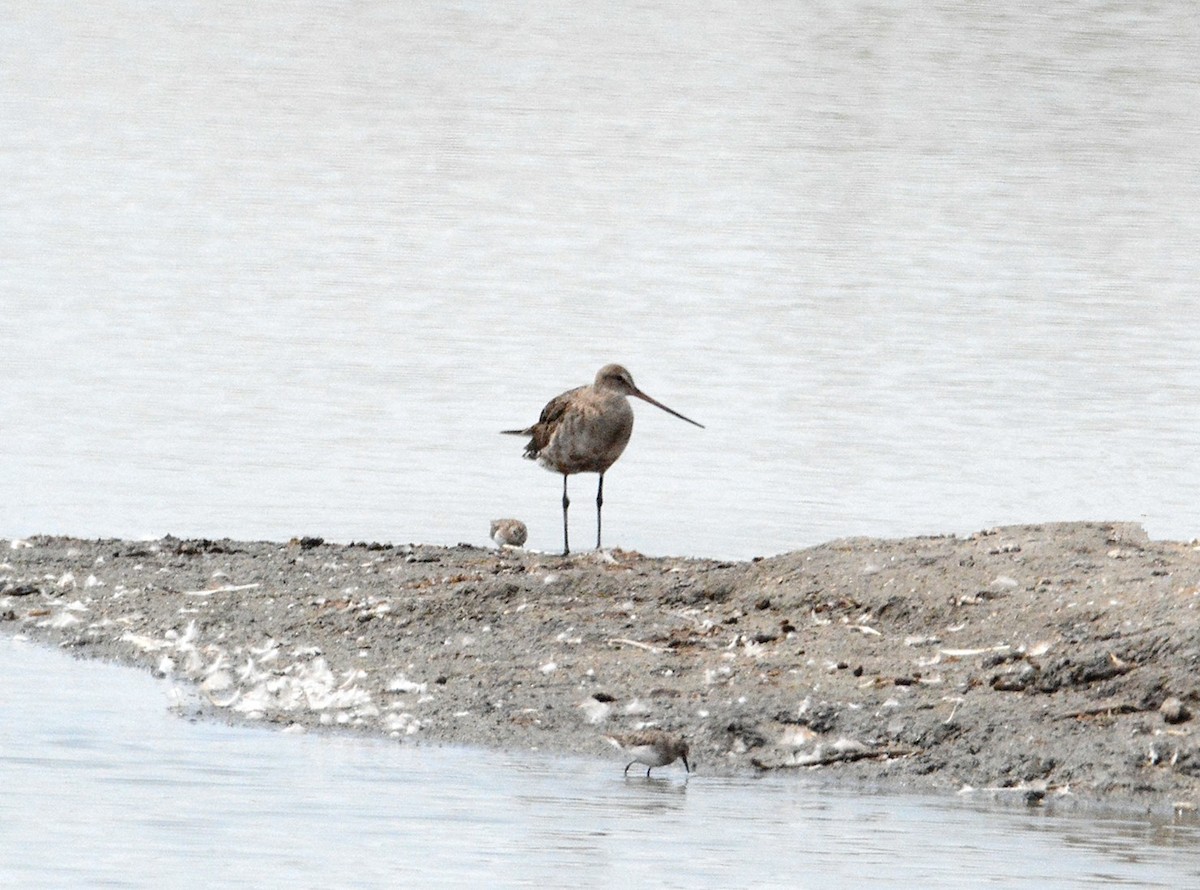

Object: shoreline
[4,521,1199,815]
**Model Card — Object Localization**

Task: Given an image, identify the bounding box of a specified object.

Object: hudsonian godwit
[502,364,703,555]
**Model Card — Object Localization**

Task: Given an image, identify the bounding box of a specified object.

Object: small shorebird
[605,730,691,777]
[502,364,703,555]
[490,518,528,548]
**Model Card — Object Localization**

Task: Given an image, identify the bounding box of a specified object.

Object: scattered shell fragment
[182,583,260,597]
[41,611,81,629]
[121,631,173,653]
[578,698,612,724]
[942,696,964,723]
[778,725,818,750]
[623,698,651,716]
[384,712,422,735]
[940,645,1011,658]
[608,638,665,654]
[387,674,428,695]
[790,736,868,766]
[905,635,941,647]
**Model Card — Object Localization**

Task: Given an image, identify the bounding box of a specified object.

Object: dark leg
[561,474,570,556]
[595,473,604,550]
[624,761,633,776]
[645,766,652,778]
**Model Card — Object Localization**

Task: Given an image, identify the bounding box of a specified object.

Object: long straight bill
[632,390,704,428]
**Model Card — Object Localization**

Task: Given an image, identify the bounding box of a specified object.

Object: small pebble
[1161,696,1191,725]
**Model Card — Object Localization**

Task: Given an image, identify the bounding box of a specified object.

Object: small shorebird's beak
[632,389,705,428]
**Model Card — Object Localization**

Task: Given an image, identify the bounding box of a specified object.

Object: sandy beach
[4,521,1199,814]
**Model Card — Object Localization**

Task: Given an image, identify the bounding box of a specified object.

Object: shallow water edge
[4,520,1200,817]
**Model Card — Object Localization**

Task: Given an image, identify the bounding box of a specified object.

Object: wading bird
[605,730,691,778]
[502,364,703,555]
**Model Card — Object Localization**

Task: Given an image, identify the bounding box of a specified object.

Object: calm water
[2,1,1198,559]
[3,636,1199,889]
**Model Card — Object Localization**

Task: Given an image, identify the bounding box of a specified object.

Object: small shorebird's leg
[595,473,604,550]
[624,761,634,776]
[561,474,571,555]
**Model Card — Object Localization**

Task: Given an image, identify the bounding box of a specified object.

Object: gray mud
[4,521,1200,814]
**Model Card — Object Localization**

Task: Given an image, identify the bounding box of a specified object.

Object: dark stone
[3,584,41,597]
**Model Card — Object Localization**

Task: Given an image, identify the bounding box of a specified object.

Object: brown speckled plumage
[502,365,702,555]
[605,729,691,777]
[489,518,528,547]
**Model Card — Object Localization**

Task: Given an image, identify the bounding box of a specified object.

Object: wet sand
[4,521,1199,814]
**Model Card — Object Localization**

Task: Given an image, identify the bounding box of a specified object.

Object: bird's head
[594,363,637,394]
[594,364,704,428]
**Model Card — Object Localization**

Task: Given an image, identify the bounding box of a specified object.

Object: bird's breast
[538,396,634,475]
